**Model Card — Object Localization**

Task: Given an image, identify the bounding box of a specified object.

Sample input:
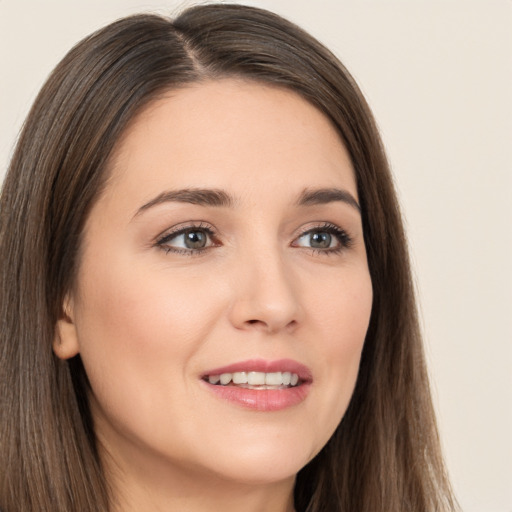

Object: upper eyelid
[156,222,216,242]
[296,222,339,233]
[294,222,350,238]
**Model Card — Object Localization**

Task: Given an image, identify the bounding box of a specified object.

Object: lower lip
[203,381,311,411]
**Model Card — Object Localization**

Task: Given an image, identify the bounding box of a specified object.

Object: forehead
[104,79,357,208]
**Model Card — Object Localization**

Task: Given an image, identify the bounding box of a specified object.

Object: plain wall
[1,1,511,511]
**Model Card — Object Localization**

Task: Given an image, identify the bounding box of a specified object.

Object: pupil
[185,231,206,249]
[311,232,331,248]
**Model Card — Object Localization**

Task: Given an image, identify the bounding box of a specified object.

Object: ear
[53,294,80,360]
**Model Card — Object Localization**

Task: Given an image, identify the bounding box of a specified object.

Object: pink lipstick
[201,358,312,412]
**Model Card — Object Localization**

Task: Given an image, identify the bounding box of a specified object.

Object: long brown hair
[0,4,457,511]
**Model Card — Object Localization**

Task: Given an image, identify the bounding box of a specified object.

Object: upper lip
[201,358,313,382]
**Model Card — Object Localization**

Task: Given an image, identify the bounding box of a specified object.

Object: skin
[54,79,373,512]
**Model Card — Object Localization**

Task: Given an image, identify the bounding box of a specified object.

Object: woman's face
[55,80,372,488]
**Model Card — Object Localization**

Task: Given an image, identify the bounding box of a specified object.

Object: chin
[208,456,305,487]
[187,429,322,486]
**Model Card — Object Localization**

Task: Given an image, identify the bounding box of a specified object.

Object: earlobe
[53,295,80,360]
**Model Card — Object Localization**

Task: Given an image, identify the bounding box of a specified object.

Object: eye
[297,231,336,249]
[293,223,352,253]
[156,224,217,254]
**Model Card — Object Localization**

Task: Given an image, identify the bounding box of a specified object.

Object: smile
[201,359,312,411]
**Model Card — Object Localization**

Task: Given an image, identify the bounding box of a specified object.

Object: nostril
[244,319,272,330]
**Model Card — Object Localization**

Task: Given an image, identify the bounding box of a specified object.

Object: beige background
[1,1,511,510]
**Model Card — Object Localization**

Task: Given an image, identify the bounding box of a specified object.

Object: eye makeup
[292,222,353,255]
[155,222,219,255]
[154,219,353,258]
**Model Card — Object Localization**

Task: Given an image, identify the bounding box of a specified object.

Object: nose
[228,249,302,334]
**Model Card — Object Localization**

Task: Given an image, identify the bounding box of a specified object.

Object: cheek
[77,253,215,342]
[71,257,234,466]
[304,267,372,436]
[72,256,222,413]
[325,275,372,361]
[307,263,372,352]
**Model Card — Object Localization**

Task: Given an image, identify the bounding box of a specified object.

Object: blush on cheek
[312,277,371,428]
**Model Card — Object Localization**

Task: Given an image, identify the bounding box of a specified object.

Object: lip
[201,358,312,412]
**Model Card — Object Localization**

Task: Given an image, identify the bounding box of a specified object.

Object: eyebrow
[135,188,234,216]
[134,185,361,218]
[296,187,361,213]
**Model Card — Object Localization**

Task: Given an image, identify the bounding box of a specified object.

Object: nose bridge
[229,239,301,333]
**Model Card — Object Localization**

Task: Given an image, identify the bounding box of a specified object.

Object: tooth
[213,371,300,387]
[247,372,266,385]
[219,373,232,385]
[232,372,248,384]
[265,372,282,385]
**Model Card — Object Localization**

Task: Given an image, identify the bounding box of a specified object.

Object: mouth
[201,359,312,411]
[203,371,301,389]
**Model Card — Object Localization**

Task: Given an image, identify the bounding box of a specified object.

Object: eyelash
[294,223,353,255]
[156,222,218,256]
[155,222,353,256]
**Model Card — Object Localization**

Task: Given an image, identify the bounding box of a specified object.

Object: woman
[0,4,458,511]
